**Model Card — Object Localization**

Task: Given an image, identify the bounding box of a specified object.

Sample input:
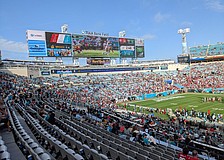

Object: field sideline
[127,93,224,115]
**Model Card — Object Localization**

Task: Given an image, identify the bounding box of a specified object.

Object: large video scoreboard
[27,30,145,58]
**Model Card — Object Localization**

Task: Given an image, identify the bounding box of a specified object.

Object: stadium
[0,29,224,160]
[0,1,224,160]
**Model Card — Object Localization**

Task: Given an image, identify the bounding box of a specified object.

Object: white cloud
[154,12,170,23]
[0,37,27,53]
[181,21,193,27]
[141,34,156,40]
[205,0,224,12]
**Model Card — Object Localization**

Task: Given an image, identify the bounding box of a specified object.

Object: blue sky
[0,0,224,64]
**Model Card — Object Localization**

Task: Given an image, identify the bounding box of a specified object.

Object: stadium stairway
[106,85,123,96]
[173,83,185,89]
[10,104,54,160]
[0,128,26,160]
[15,103,85,160]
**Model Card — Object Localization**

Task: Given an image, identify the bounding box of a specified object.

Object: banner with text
[27,30,47,57]
[87,58,111,65]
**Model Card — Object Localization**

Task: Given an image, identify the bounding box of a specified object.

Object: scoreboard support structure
[110,58,116,65]
[120,58,127,65]
[132,57,137,63]
[73,57,80,66]
[55,57,63,63]
[35,57,44,61]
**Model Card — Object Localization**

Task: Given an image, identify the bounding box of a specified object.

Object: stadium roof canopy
[2,59,63,65]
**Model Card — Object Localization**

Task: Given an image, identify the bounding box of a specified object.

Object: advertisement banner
[28,40,47,57]
[45,32,72,57]
[41,71,51,75]
[27,30,46,41]
[72,34,120,58]
[135,38,144,46]
[136,46,145,58]
[135,38,144,58]
[177,56,189,63]
[87,58,111,65]
[119,38,135,58]
[51,69,74,74]
[27,30,47,57]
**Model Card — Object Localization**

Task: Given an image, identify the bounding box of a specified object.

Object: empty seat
[103,139,110,146]
[34,147,44,155]
[110,142,119,150]
[0,140,5,146]
[152,149,163,156]
[85,136,93,147]
[136,153,148,160]
[149,152,160,160]
[114,139,122,144]
[126,149,136,158]
[0,145,7,154]
[118,151,130,160]
[26,138,34,145]
[90,149,101,160]
[83,144,91,159]
[74,140,83,152]
[165,150,175,157]
[108,147,118,160]
[139,149,149,157]
[131,145,139,153]
[118,145,127,153]
[122,141,130,149]
[39,153,51,160]
[74,154,84,160]
[91,139,100,150]
[0,151,10,160]
[100,143,109,156]
[29,142,39,149]
[163,153,174,160]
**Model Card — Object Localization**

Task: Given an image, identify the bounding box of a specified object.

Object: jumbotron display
[72,34,120,58]
[27,30,145,58]
[45,32,72,57]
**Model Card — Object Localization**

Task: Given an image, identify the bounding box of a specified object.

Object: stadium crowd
[1,62,224,160]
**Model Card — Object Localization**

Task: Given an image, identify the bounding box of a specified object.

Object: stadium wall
[27,68,40,78]
[0,67,28,76]
[168,63,188,71]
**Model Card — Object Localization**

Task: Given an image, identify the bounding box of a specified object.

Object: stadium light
[119,31,126,37]
[178,28,190,55]
[61,24,68,33]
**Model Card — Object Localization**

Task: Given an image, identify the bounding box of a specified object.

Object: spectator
[190,150,199,160]
[178,147,190,160]
[47,111,55,125]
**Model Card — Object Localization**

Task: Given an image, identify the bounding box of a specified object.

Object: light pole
[178,28,191,86]
[177,28,190,55]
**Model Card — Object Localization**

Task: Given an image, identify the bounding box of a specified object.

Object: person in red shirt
[189,150,199,160]
[178,147,191,160]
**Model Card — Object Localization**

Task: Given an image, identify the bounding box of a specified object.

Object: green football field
[74,50,119,58]
[127,93,224,115]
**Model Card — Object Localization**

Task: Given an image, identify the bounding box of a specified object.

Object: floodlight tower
[119,31,126,38]
[61,24,68,33]
[178,28,190,55]
[178,28,191,84]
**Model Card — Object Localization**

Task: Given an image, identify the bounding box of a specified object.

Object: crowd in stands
[172,63,224,89]
[0,61,224,160]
